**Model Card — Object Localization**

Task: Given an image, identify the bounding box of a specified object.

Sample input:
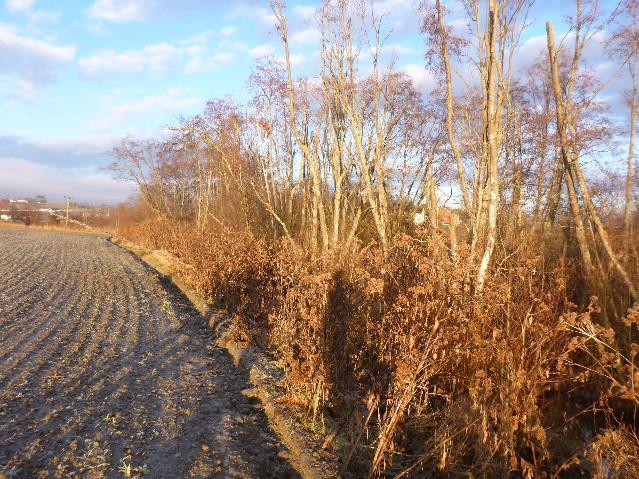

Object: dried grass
[115,218,639,477]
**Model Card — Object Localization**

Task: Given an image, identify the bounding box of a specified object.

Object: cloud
[79,30,241,77]
[0,157,133,203]
[0,24,74,61]
[513,29,613,79]
[5,0,34,12]
[293,4,316,20]
[371,0,421,38]
[89,87,201,130]
[257,8,277,27]
[219,25,237,37]
[86,0,148,23]
[0,23,75,99]
[0,134,114,168]
[0,134,134,202]
[0,133,142,203]
[184,50,235,74]
[249,43,274,59]
[4,0,61,25]
[1,75,38,101]
[291,27,320,45]
[383,42,415,56]
[230,4,277,28]
[79,42,179,76]
[274,52,307,68]
[402,63,436,91]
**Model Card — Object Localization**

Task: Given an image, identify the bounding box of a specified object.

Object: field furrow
[0,228,297,479]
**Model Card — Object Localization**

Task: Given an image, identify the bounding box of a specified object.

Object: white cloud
[0,24,75,100]
[41,137,117,156]
[291,27,319,45]
[370,0,421,39]
[287,53,307,67]
[5,0,60,24]
[79,42,179,76]
[213,51,234,63]
[0,157,133,203]
[383,42,415,56]
[513,30,609,76]
[372,0,413,15]
[293,4,316,20]
[219,25,237,37]
[402,63,435,91]
[79,29,241,77]
[1,75,38,101]
[231,5,277,28]
[184,50,235,74]
[86,0,148,23]
[5,0,34,12]
[90,87,201,130]
[0,133,118,168]
[0,24,74,61]
[257,8,277,27]
[249,43,274,59]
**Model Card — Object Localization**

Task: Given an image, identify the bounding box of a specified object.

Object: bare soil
[0,227,299,479]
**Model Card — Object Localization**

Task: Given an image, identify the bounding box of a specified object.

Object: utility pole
[64,195,71,226]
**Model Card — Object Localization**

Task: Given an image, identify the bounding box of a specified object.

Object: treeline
[107,0,639,476]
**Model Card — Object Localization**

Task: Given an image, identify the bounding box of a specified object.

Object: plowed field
[0,228,297,479]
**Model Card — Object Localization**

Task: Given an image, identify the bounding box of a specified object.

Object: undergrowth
[116,218,639,478]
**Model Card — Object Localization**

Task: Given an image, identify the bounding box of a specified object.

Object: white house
[1,214,12,221]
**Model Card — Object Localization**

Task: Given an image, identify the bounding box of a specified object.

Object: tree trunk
[625,61,638,258]
[546,21,595,280]
[547,21,638,301]
[476,0,501,292]
[435,0,472,213]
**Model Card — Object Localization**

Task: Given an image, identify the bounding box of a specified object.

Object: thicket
[106,0,639,476]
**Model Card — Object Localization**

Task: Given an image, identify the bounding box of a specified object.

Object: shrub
[114,219,639,477]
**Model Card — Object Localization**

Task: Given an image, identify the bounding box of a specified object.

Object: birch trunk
[435,0,472,212]
[625,61,638,257]
[546,21,595,279]
[476,0,501,292]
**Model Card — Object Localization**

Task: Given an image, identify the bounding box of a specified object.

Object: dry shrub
[116,218,277,342]
[115,219,639,477]
[317,235,577,477]
[585,426,639,478]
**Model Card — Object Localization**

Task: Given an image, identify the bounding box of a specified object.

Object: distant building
[413,207,459,227]
[1,214,12,221]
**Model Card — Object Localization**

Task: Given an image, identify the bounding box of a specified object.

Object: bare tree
[546,0,638,300]
[609,0,639,257]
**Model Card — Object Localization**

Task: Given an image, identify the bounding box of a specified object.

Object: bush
[115,218,639,477]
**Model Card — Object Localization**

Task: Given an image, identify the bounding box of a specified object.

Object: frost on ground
[0,228,298,479]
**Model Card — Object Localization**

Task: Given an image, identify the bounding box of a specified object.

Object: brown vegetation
[105,0,639,476]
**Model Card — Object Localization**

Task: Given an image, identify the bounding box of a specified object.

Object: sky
[0,0,625,204]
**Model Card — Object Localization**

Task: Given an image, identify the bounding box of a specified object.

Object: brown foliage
[114,217,639,477]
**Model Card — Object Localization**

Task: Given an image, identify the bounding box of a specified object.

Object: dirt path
[0,228,298,479]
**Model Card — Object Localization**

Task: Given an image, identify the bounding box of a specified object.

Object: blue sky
[0,0,624,203]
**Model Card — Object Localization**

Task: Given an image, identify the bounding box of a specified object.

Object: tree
[546,0,638,301]
[609,0,639,257]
